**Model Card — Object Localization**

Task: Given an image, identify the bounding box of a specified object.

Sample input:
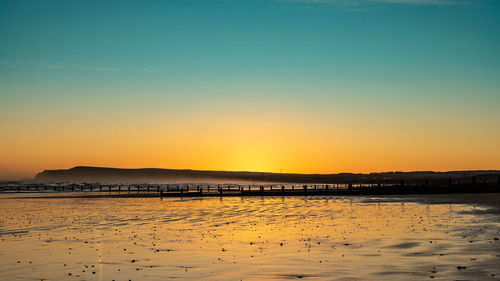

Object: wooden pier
[1,175,499,197]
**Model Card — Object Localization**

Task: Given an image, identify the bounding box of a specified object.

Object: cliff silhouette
[34,166,500,184]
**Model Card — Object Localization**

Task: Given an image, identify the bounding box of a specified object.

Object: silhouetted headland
[34,166,500,184]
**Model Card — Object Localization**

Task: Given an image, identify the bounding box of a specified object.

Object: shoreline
[357,193,500,217]
[2,191,499,216]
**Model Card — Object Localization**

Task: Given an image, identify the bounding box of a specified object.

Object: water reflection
[0,195,499,280]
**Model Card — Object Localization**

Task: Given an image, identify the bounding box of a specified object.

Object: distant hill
[34,166,500,184]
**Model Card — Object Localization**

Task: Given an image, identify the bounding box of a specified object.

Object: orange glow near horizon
[1,101,499,180]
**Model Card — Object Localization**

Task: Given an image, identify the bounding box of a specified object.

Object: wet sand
[359,193,500,216]
[0,194,499,280]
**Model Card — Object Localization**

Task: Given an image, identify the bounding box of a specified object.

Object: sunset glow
[1,0,499,179]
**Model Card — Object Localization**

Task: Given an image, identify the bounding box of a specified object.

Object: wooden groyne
[1,175,500,197]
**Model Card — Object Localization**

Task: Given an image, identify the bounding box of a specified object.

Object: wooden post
[99,185,102,192]
[219,187,222,195]
[260,185,264,193]
[160,190,164,197]
[281,185,285,193]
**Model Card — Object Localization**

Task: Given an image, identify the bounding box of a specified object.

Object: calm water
[0,195,499,280]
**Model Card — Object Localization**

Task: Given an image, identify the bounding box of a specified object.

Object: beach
[0,193,499,280]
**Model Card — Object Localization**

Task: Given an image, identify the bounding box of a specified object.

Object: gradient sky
[1,0,499,179]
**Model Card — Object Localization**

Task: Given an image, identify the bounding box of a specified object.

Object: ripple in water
[0,195,499,280]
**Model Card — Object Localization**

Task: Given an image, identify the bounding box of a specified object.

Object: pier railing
[1,175,499,196]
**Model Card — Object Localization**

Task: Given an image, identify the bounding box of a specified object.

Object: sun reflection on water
[0,195,499,280]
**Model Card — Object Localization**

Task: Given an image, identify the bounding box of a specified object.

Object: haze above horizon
[1,0,499,180]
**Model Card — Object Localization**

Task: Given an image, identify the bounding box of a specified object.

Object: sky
[1,0,499,179]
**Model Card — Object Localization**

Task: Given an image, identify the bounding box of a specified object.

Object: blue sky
[2,0,499,92]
